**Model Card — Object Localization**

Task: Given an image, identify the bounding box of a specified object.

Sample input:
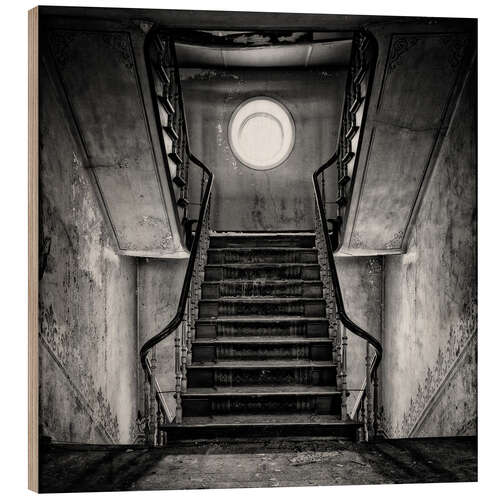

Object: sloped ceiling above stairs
[175,39,352,68]
[39,9,475,258]
[42,17,187,258]
[337,27,475,255]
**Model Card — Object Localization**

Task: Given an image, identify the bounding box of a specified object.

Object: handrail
[139,31,214,399]
[140,155,213,372]
[311,31,381,432]
[312,159,382,377]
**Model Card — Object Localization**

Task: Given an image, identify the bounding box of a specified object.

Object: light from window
[228,97,295,170]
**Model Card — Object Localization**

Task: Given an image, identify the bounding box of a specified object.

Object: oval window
[228,97,295,170]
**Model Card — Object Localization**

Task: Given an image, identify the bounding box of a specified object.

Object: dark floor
[39,436,477,493]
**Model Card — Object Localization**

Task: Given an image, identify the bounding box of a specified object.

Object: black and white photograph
[26,3,479,494]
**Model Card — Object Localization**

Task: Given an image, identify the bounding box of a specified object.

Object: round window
[228,97,295,170]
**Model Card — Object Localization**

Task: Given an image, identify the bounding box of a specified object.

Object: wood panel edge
[28,5,39,493]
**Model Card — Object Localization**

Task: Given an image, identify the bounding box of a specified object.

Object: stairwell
[163,233,360,440]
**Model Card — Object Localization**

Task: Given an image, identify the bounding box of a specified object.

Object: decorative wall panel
[47,27,184,257]
[339,31,473,255]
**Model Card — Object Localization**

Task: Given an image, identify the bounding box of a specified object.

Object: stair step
[210,233,316,249]
[162,231,350,437]
[187,360,336,388]
[161,414,360,441]
[192,337,333,362]
[198,297,326,318]
[201,280,323,298]
[189,360,335,368]
[182,387,341,417]
[204,263,320,281]
[207,248,318,264]
[192,336,330,343]
[195,316,329,338]
[184,385,340,396]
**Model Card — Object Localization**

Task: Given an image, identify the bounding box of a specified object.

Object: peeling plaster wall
[39,60,139,444]
[381,66,477,438]
[137,258,188,419]
[181,68,347,231]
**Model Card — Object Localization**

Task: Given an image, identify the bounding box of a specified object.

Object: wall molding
[39,336,119,444]
[409,332,477,437]
[381,295,477,438]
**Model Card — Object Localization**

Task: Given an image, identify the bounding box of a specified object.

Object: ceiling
[174,32,353,68]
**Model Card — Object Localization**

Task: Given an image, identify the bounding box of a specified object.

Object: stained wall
[381,65,477,438]
[181,68,347,231]
[38,59,139,444]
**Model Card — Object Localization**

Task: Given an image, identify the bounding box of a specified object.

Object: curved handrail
[140,155,213,372]
[312,156,382,379]
[140,31,215,374]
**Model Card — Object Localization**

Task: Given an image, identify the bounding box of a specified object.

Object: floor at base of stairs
[39,436,477,492]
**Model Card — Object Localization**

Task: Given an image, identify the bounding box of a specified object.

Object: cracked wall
[381,64,477,438]
[39,59,139,444]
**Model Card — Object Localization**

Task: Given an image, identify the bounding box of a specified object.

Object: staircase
[162,233,360,441]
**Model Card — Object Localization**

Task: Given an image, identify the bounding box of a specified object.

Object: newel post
[339,320,348,420]
[143,361,151,445]
[174,325,183,423]
[149,346,158,445]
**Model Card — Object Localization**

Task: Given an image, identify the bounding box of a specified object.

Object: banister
[140,160,213,372]
[311,33,381,433]
[139,31,215,420]
[312,165,382,375]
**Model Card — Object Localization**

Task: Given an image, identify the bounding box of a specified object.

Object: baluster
[321,171,326,213]
[184,147,190,208]
[149,346,157,445]
[156,397,162,446]
[181,133,187,194]
[200,171,206,220]
[174,325,183,423]
[365,342,373,439]
[373,369,379,438]
[187,288,193,365]
[181,314,188,392]
[143,363,151,444]
[162,409,168,446]
[360,394,366,441]
[340,322,348,420]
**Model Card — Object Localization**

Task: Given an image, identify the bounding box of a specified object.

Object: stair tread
[208,247,317,252]
[163,414,352,427]
[203,279,322,284]
[178,231,342,430]
[192,336,331,344]
[205,263,318,267]
[196,316,328,323]
[200,297,324,303]
[189,360,335,368]
[183,385,340,396]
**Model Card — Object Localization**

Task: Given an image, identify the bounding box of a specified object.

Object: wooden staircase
[162,233,360,441]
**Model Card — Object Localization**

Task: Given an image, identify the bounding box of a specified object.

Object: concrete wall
[38,59,139,444]
[137,258,188,420]
[181,68,346,231]
[381,65,477,438]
